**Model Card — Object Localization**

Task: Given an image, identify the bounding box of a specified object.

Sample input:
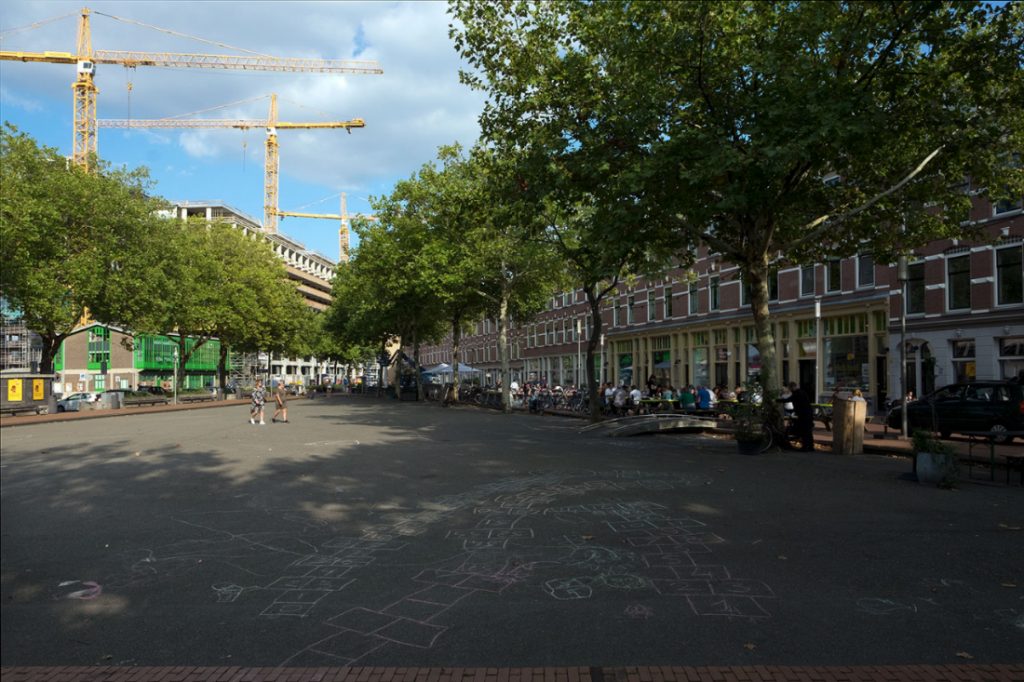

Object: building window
[951,339,975,383]
[612,303,619,328]
[947,254,971,310]
[999,337,1024,380]
[627,295,636,324]
[689,282,699,314]
[994,196,1023,215]
[664,288,673,318]
[800,265,815,297]
[709,276,720,310]
[996,243,1023,305]
[647,291,656,321]
[740,275,749,306]
[87,327,110,368]
[826,260,841,292]
[768,268,779,301]
[857,254,874,288]
[906,261,925,314]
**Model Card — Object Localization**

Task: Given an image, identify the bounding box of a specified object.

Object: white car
[55,392,99,413]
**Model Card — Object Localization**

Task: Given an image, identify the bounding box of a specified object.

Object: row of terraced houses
[414,195,1024,412]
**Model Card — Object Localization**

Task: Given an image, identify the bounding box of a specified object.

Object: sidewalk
[1,664,1021,682]
[3,394,1020,484]
[0,395,310,428]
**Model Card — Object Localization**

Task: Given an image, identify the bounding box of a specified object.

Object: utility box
[1,373,55,416]
[832,397,867,455]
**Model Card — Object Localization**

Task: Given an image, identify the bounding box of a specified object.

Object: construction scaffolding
[0,316,41,372]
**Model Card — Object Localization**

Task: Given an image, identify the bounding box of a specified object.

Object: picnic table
[962,431,1024,484]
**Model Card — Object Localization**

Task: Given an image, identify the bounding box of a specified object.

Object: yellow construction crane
[99,94,364,234]
[0,7,382,171]
[278,192,376,263]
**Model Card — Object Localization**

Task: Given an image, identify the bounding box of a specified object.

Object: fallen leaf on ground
[582,535,594,541]
[1000,582,1017,588]
[956,652,974,660]
[777,555,788,560]
[743,643,756,651]
[997,523,1022,530]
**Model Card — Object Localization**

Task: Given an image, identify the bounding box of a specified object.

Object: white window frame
[800,265,816,297]
[995,241,1024,307]
[857,254,874,289]
[946,253,971,311]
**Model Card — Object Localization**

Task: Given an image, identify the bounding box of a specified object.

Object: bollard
[832,396,867,454]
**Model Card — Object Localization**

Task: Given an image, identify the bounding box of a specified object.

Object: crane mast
[99,94,366,234]
[0,6,382,170]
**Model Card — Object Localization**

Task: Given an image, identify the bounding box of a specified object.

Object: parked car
[886,380,1024,443]
[55,392,98,413]
[139,385,167,396]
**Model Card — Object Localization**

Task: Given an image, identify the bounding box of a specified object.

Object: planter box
[916,451,958,485]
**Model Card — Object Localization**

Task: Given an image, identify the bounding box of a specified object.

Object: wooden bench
[0,404,47,417]
[123,396,169,407]
[178,394,215,404]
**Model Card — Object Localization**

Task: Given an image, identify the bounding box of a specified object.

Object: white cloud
[1,0,488,256]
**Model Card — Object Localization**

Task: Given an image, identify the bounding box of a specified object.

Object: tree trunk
[585,288,604,422]
[498,282,511,413]
[176,337,188,390]
[217,343,228,400]
[38,334,61,375]
[378,336,387,397]
[414,331,423,402]
[745,258,783,433]
[450,314,462,403]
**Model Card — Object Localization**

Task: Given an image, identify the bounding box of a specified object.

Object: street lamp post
[897,255,909,438]
[815,297,822,403]
[173,347,179,406]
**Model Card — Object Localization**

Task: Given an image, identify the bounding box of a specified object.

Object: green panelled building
[54,323,227,394]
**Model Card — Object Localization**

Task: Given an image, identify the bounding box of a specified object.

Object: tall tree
[0,124,167,373]
[452,0,1024,428]
[201,223,309,395]
[474,146,566,411]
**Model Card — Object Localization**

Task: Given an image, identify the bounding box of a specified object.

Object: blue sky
[0,1,486,262]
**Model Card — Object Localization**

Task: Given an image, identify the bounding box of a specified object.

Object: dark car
[887,380,1024,443]
[140,385,167,396]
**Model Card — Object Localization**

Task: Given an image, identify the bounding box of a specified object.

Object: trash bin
[832,396,866,454]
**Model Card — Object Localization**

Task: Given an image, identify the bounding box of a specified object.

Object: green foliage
[911,430,956,456]
[0,123,167,372]
[451,0,1024,409]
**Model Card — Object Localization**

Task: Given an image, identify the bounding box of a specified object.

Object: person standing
[272,380,289,423]
[250,380,267,425]
[788,381,815,451]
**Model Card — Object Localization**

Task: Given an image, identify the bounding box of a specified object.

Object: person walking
[250,380,267,425]
[272,380,289,423]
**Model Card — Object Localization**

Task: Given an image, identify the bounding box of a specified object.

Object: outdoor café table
[963,430,1024,483]
[639,398,678,414]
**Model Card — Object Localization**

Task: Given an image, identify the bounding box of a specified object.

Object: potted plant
[912,430,958,486]
[730,402,769,455]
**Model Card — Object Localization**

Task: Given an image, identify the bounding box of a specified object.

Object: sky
[0,1,487,262]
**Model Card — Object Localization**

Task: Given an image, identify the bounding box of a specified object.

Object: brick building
[415,196,1023,411]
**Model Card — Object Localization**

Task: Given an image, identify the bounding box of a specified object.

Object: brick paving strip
[2,666,1022,682]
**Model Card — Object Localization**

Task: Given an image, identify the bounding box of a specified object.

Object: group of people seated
[596,379,761,416]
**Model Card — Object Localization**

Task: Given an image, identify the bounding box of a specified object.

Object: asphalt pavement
[1,394,1021,669]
